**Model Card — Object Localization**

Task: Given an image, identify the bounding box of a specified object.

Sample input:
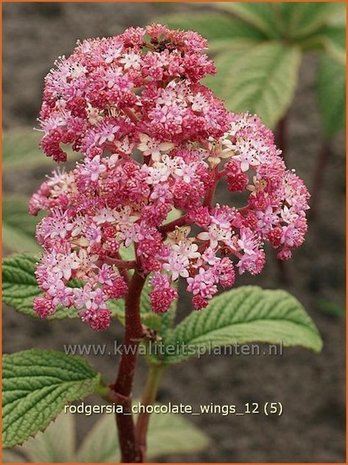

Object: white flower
[280,205,297,224]
[163,253,190,281]
[93,208,115,225]
[234,140,259,172]
[137,133,174,161]
[189,93,209,112]
[172,241,201,260]
[174,160,197,183]
[86,103,103,125]
[120,52,141,70]
[102,44,123,64]
[145,164,171,185]
[69,63,87,79]
[113,206,140,226]
[198,224,232,250]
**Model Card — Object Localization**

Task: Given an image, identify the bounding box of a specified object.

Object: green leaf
[316,299,345,318]
[320,26,346,65]
[279,3,332,39]
[208,37,263,55]
[203,48,248,94]
[3,196,42,253]
[317,54,345,138]
[156,11,266,43]
[207,42,301,128]
[2,254,42,316]
[3,129,79,172]
[2,252,174,330]
[2,253,125,320]
[215,3,280,39]
[14,412,75,462]
[154,286,323,364]
[3,130,46,172]
[2,253,77,319]
[76,405,209,462]
[2,349,101,448]
[326,3,346,27]
[2,253,175,332]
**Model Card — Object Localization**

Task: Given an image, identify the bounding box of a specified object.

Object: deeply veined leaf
[214,3,280,39]
[317,54,345,138]
[279,3,332,39]
[76,405,209,462]
[3,196,42,253]
[12,412,75,462]
[154,286,322,364]
[155,12,266,43]
[203,47,248,94]
[2,254,42,316]
[207,42,301,128]
[2,254,175,334]
[2,349,101,448]
[2,254,79,319]
[2,253,121,320]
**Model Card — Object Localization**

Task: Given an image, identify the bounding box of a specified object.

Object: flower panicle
[31,25,310,330]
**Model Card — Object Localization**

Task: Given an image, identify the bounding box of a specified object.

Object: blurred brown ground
[2,3,345,462]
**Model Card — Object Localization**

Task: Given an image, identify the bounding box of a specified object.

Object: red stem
[111,271,146,463]
[123,107,139,123]
[203,166,218,207]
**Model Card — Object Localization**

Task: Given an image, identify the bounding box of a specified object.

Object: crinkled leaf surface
[2,254,175,335]
[206,42,301,128]
[2,254,81,319]
[153,286,323,364]
[2,349,100,448]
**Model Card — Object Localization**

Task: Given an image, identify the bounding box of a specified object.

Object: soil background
[3,3,346,463]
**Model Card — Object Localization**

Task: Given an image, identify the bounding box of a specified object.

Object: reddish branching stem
[203,166,219,207]
[123,107,139,123]
[111,271,146,463]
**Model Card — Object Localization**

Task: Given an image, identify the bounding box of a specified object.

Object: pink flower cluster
[30,25,309,330]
